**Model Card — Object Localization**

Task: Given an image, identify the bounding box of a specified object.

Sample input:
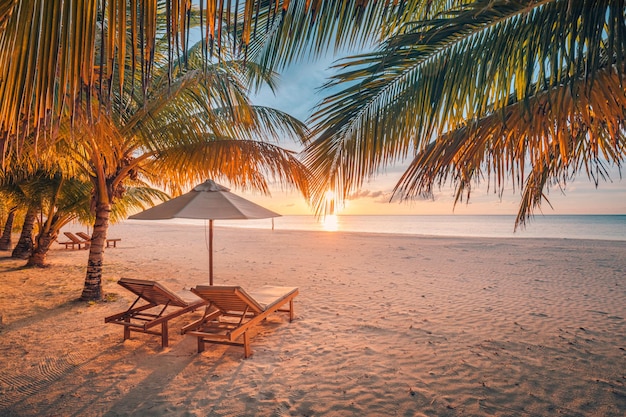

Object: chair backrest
[192,286,265,314]
[247,286,298,310]
[118,278,190,307]
[63,232,82,243]
[76,232,91,241]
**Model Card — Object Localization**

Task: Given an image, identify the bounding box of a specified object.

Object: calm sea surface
[208,215,626,241]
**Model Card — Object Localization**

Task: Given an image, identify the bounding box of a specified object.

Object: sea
[210,214,626,242]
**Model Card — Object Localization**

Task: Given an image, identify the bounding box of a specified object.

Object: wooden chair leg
[161,322,169,347]
[243,332,251,358]
[197,337,205,353]
[123,318,131,340]
[289,299,295,322]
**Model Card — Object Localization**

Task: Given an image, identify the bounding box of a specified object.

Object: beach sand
[0,221,625,416]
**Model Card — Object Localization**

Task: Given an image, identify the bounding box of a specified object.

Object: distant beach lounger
[58,232,90,250]
[105,278,207,347]
[182,285,299,358]
[76,232,121,248]
[57,238,78,250]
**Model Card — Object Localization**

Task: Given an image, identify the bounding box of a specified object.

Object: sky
[237,56,626,217]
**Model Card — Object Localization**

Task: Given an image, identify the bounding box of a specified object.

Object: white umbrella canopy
[129,179,280,284]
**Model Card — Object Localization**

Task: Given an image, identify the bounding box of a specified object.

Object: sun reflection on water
[321,189,340,231]
[322,214,339,232]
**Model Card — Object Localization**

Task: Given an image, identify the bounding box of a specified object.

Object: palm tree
[26,177,85,267]
[1,171,72,260]
[0,206,17,251]
[0,182,22,251]
[1,170,45,259]
[0,2,319,300]
[26,174,169,268]
[0,160,171,267]
[303,0,626,225]
[11,206,36,259]
[0,153,44,255]
[67,41,310,300]
[0,2,317,299]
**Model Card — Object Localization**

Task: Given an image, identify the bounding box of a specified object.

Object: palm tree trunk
[80,202,110,301]
[0,208,16,250]
[11,206,36,259]
[26,230,58,267]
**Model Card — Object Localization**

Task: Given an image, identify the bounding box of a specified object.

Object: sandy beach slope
[1,221,625,416]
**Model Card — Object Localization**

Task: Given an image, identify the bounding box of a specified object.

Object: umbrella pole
[209,219,214,285]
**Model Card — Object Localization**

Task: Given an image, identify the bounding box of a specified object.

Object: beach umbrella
[129,179,280,285]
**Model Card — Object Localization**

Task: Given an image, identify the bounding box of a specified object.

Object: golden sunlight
[324,190,336,214]
[321,189,339,231]
[322,214,339,231]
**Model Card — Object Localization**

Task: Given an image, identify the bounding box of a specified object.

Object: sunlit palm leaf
[245,0,449,70]
[0,0,15,36]
[396,68,626,226]
[0,0,444,159]
[0,1,91,144]
[304,0,626,222]
[109,182,171,222]
[143,137,310,196]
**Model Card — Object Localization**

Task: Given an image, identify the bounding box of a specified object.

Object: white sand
[0,220,625,416]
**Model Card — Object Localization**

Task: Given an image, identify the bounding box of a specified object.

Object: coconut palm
[26,175,169,268]
[0,2,317,300]
[0,205,17,251]
[0,152,42,255]
[22,174,90,267]
[0,168,80,261]
[66,41,310,300]
[11,206,36,259]
[303,0,626,225]
[1,165,45,258]
[0,161,171,267]
[0,181,24,251]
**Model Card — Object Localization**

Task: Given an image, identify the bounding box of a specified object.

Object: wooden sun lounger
[57,239,78,250]
[182,285,299,358]
[58,232,90,250]
[105,278,206,347]
[76,232,121,248]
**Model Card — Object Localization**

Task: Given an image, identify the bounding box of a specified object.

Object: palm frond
[109,183,170,222]
[0,0,97,142]
[246,0,451,70]
[0,0,459,160]
[394,66,626,226]
[0,0,15,32]
[143,137,310,197]
[304,0,626,219]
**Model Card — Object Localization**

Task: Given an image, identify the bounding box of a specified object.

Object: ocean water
[211,214,626,241]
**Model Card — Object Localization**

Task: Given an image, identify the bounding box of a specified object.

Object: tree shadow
[0,294,300,416]
[1,298,88,331]
[0,255,29,272]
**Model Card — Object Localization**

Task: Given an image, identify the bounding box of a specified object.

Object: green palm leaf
[304,0,626,223]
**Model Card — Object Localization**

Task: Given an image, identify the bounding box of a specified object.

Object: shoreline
[141,214,626,242]
[1,223,625,416]
[129,218,626,243]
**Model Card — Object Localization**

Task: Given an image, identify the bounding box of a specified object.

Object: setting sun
[324,190,336,215]
[321,214,339,231]
[321,190,339,231]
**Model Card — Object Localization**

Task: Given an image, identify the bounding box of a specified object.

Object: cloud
[348,189,391,202]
